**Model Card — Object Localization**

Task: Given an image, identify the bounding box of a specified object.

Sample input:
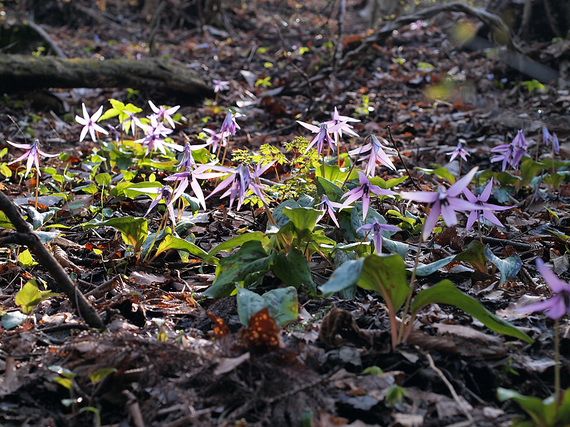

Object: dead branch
[0,54,213,100]
[0,191,104,329]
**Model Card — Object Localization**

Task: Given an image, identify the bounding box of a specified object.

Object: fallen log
[0,54,213,100]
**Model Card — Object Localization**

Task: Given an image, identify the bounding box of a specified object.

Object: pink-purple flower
[341,171,395,220]
[447,141,470,162]
[349,135,395,176]
[357,218,400,254]
[135,116,181,155]
[517,258,570,319]
[315,195,344,227]
[7,139,59,177]
[213,79,230,93]
[400,168,479,241]
[75,103,109,142]
[491,130,528,171]
[297,121,338,155]
[220,111,241,144]
[206,162,274,211]
[324,107,360,143]
[148,101,180,129]
[140,184,186,226]
[463,178,512,231]
[543,126,560,154]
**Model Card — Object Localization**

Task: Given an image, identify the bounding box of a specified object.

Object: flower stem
[397,230,424,345]
[34,169,39,210]
[554,317,560,403]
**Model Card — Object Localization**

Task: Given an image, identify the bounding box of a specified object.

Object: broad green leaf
[15,280,58,315]
[89,368,117,385]
[0,211,15,229]
[82,217,148,253]
[316,162,358,184]
[272,248,316,292]
[140,227,171,259]
[484,245,521,285]
[520,158,546,186]
[1,310,28,329]
[454,240,487,272]
[203,240,274,298]
[411,279,533,343]
[382,238,408,258]
[18,249,37,267]
[358,254,410,312]
[95,172,112,186]
[319,258,364,295]
[236,286,298,326]
[544,172,564,189]
[154,235,207,260]
[384,176,408,189]
[496,387,568,426]
[27,206,54,230]
[283,206,321,234]
[0,162,12,178]
[203,231,269,265]
[53,377,74,390]
[316,177,344,200]
[122,181,163,199]
[413,255,455,277]
[272,199,302,227]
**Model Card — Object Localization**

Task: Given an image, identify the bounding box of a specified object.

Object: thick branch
[0,54,213,100]
[0,192,104,329]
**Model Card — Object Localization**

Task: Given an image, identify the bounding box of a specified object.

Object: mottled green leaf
[484,245,521,285]
[236,286,298,326]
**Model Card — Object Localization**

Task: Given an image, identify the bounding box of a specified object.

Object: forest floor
[1,0,570,426]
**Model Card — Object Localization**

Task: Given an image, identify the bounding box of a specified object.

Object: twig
[0,191,104,329]
[426,352,474,424]
[25,20,67,59]
[387,127,420,191]
[478,235,532,251]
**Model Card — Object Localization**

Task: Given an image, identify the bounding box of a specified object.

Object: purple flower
[491,130,528,171]
[139,184,186,226]
[341,171,395,221]
[447,141,470,162]
[517,258,570,319]
[315,195,344,227]
[324,107,360,143]
[206,162,273,211]
[75,103,109,142]
[7,139,59,177]
[349,135,395,176]
[213,79,230,93]
[201,128,224,152]
[148,101,180,129]
[220,111,241,144]
[463,178,512,231]
[297,121,338,155]
[543,126,560,154]
[164,167,208,211]
[400,167,479,241]
[135,116,181,155]
[357,217,400,254]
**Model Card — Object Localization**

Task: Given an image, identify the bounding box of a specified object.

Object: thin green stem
[34,169,39,210]
[396,230,424,345]
[554,317,560,403]
[477,216,483,245]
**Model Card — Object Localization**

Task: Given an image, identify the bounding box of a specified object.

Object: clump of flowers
[491,130,528,171]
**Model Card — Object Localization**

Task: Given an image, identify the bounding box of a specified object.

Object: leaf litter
[1,0,570,426]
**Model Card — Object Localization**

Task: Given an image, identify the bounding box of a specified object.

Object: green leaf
[497,387,565,426]
[15,280,58,314]
[18,249,38,267]
[382,238,408,258]
[0,211,15,229]
[202,240,274,298]
[203,231,269,265]
[154,235,207,260]
[26,206,54,230]
[520,158,545,186]
[53,377,74,390]
[122,181,163,199]
[411,280,533,343]
[413,255,455,277]
[89,368,117,385]
[82,217,148,253]
[484,245,521,285]
[272,248,316,292]
[319,258,364,295]
[272,199,303,228]
[95,172,112,186]
[283,206,321,235]
[454,240,487,272]
[236,286,298,326]
[358,254,410,311]
[0,162,12,178]
[544,172,564,189]
[316,176,344,200]
[1,310,28,329]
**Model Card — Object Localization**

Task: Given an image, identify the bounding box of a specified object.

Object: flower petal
[536,258,569,294]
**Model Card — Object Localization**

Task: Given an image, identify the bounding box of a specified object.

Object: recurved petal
[400,191,438,203]
[536,258,569,294]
